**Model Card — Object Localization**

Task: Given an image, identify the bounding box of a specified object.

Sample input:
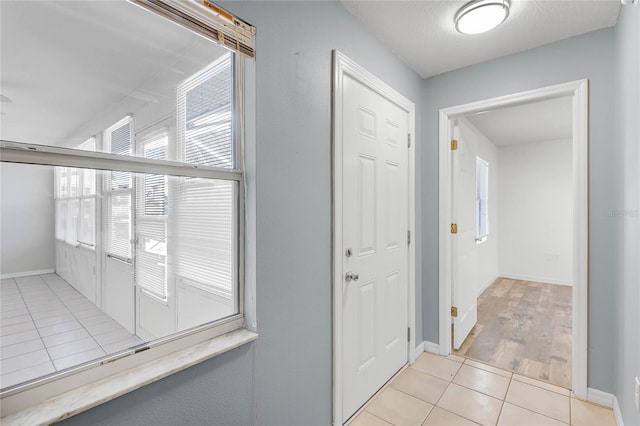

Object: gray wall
[421,28,618,393]
[221,2,423,424]
[61,2,424,425]
[615,3,640,425]
[0,163,55,276]
[60,343,256,426]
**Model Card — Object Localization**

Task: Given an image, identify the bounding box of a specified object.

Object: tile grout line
[47,277,138,353]
[427,361,486,426]
[7,277,55,377]
[39,274,107,361]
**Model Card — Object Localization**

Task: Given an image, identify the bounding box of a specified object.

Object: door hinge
[451,139,458,150]
[451,306,458,317]
[451,223,458,234]
[407,230,411,245]
[407,327,411,341]
[408,133,411,148]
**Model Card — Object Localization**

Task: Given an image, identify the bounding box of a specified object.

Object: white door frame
[438,79,589,399]
[332,50,416,425]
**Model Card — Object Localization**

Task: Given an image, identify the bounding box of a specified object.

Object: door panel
[104,256,134,333]
[452,124,478,350]
[342,74,409,420]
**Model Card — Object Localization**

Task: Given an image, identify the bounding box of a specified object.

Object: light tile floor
[348,352,616,426]
[1,274,143,389]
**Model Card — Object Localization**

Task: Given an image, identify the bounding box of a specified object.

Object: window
[476,157,489,242]
[0,0,255,418]
[54,138,97,248]
[177,53,234,168]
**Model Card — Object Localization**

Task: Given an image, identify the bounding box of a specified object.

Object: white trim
[585,388,626,426]
[587,387,615,408]
[413,341,425,359]
[498,273,572,287]
[0,269,55,279]
[423,341,440,355]
[438,79,589,397]
[1,329,257,425]
[478,275,499,296]
[332,50,416,426]
[613,395,625,426]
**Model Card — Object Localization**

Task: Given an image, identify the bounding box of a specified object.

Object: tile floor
[348,352,616,426]
[1,274,143,389]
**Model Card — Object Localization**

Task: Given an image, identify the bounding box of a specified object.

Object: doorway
[438,80,589,399]
[332,51,416,425]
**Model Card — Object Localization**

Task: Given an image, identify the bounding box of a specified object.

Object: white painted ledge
[2,329,258,426]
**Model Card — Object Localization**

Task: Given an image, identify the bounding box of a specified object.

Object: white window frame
[475,156,489,243]
[54,137,98,250]
[0,1,257,421]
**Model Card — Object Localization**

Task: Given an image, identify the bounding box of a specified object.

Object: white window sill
[1,328,258,426]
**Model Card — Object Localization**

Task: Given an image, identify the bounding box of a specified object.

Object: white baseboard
[0,269,54,279]
[613,395,625,426]
[412,341,425,362]
[479,275,499,295]
[423,341,440,354]
[613,396,624,426]
[499,273,572,287]
[586,388,625,425]
[587,387,615,408]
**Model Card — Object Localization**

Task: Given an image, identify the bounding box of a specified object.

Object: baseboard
[412,341,425,362]
[423,341,440,354]
[479,275,499,295]
[499,273,572,287]
[0,268,54,279]
[587,387,615,408]
[613,395,625,426]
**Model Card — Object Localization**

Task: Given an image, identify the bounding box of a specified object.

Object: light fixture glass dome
[455,0,510,35]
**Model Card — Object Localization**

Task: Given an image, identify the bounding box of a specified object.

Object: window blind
[108,119,133,190]
[172,178,234,296]
[136,134,169,299]
[106,193,132,260]
[131,0,256,59]
[177,53,233,168]
[65,199,80,246]
[55,200,67,241]
[79,198,96,246]
[136,220,167,299]
[143,138,168,216]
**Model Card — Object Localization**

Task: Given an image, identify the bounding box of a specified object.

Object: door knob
[345,271,359,282]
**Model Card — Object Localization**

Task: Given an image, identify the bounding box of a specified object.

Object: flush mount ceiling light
[455,0,510,35]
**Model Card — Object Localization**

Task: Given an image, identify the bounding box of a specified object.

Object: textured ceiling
[466,96,573,146]
[341,0,620,78]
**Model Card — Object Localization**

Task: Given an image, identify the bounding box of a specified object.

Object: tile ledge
[2,328,258,426]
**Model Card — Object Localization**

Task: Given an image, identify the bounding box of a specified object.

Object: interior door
[135,130,173,340]
[451,123,478,350]
[342,74,409,420]
[102,118,135,334]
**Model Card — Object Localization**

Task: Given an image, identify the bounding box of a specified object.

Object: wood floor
[453,278,572,389]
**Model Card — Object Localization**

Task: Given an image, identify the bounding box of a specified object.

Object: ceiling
[0,1,226,147]
[465,96,573,146]
[341,0,621,78]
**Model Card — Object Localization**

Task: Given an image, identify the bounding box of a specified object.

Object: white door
[451,124,478,350]
[102,118,135,334]
[134,129,173,340]
[342,74,409,420]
